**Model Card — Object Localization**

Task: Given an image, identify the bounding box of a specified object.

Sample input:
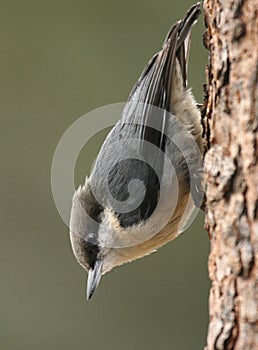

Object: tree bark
[203,0,258,349]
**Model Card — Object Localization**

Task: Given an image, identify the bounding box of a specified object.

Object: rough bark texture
[203,0,258,349]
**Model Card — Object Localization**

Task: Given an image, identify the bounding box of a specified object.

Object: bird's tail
[128,2,201,108]
[123,3,201,152]
[163,2,201,88]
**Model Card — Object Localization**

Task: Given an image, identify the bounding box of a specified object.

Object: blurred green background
[0,1,209,349]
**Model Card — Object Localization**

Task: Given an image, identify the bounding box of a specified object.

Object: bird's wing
[92,4,201,227]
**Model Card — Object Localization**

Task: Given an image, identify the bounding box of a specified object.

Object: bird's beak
[87,259,103,300]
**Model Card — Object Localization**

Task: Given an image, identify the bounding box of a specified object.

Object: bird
[70,3,204,300]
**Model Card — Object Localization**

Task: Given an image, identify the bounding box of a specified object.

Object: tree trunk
[202,0,258,349]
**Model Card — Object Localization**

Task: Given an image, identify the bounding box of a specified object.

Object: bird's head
[69,174,171,299]
[69,177,144,299]
[69,178,115,299]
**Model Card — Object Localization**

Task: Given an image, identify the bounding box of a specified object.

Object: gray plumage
[70,3,203,299]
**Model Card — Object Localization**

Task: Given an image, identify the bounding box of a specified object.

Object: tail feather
[128,2,201,104]
[123,3,201,155]
[163,2,201,87]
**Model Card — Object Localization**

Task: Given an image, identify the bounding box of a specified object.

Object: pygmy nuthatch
[70,3,204,299]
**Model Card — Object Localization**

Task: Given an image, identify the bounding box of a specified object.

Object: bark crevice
[203,0,258,348]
